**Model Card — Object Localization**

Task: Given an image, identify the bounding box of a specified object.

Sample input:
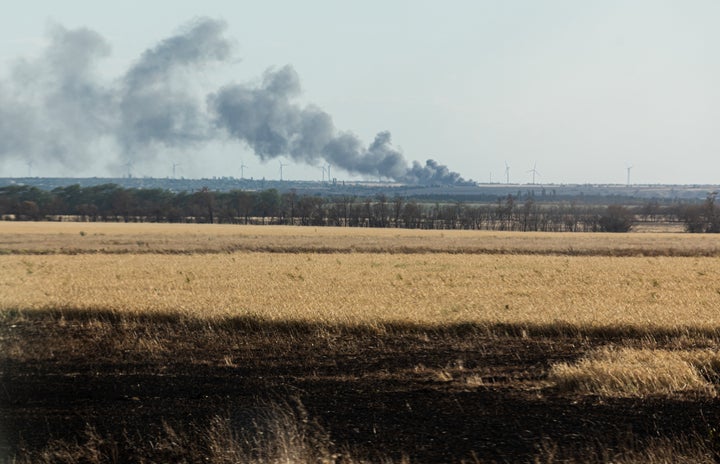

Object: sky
[1,0,719,185]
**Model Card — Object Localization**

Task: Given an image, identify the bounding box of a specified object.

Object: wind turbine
[321,165,327,182]
[240,162,248,179]
[527,162,540,185]
[626,164,634,187]
[123,161,133,178]
[26,160,33,177]
[172,162,181,179]
[279,161,289,181]
[505,161,510,184]
[326,163,331,182]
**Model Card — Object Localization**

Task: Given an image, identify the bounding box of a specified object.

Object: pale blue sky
[1,1,719,184]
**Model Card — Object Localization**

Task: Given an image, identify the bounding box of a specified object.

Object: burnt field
[4,224,720,462]
[3,312,720,463]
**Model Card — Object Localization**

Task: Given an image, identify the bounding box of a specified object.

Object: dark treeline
[1,184,719,233]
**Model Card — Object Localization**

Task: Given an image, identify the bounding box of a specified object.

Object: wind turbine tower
[279,161,289,181]
[172,162,181,179]
[123,161,133,178]
[626,165,633,187]
[240,162,248,179]
[505,162,510,184]
[26,160,33,177]
[527,162,540,185]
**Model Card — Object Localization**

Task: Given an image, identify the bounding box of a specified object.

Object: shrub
[598,205,634,232]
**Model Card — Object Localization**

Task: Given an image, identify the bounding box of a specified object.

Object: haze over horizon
[1,1,719,185]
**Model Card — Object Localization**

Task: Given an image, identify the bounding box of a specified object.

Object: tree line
[1,184,719,233]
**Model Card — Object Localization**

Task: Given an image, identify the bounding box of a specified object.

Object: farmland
[3,223,720,462]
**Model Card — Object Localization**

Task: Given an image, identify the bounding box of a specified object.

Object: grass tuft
[549,346,717,397]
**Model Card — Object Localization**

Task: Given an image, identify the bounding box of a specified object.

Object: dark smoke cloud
[322,131,406,180]
[209,66,465,184]
[0,18,467,184]
[407,159,463,185]
[210,65,312,160]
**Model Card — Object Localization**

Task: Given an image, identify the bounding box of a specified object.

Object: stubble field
[3,222,720,463]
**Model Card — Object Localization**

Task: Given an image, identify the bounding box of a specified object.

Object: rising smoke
[0,24,115,169]
[0,18,467,185]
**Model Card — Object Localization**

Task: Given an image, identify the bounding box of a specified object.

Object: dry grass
[534,436,719,464]
[549,346,720,397]
[13,402,718,464]
[12,400,387,464]
[3,221,720,256]
[2,252,720,330]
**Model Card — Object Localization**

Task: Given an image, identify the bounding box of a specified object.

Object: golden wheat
[3,221,720,255]
[2,252,720,329]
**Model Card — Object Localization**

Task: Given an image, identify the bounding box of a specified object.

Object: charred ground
[3,311,720,463]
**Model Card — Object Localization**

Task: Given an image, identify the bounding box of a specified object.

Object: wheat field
[3,221,720,255]
[0,224,720,330]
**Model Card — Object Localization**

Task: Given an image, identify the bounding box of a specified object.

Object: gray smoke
[210,66,409,179]
[118,18,232,152]
[210,66,465,184]
[0,24,114,169]
[407,159,464,185]
[0,18,467,184]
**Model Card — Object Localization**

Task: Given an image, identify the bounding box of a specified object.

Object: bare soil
[2,313,720,463]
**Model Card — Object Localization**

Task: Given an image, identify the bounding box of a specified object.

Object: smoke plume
[0,18,467,184]
[0,24,114,169]
[118,19,232,152]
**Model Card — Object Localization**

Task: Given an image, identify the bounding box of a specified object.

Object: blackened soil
[2,315,720,463]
